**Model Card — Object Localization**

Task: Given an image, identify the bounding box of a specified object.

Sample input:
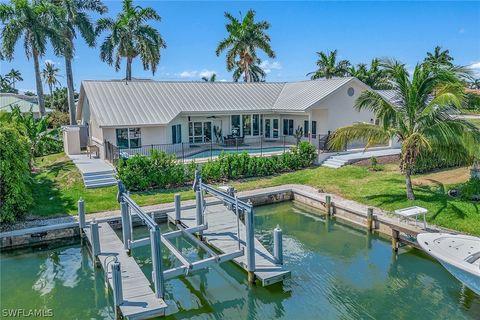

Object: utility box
[62,125,81,155]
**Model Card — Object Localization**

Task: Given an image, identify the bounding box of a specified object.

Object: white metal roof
[79,78,362,127]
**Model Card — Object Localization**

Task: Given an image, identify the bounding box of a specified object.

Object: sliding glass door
[263,117,279,139]
[189,121,212,143]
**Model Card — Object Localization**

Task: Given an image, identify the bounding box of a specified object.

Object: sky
[0,0,479,93]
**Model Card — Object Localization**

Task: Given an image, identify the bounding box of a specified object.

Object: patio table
[394,206,428,230]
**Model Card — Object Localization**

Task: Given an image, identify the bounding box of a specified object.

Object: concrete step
[322,162,342,169]
[84,177,117,188]
[85,179,117,189]
[324,158,348,165]
[82,170,115,177]
[83,173,116,182]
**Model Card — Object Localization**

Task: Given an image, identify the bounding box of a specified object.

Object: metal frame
[116,180,244,299]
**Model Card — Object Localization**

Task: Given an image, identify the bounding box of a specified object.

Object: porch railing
[103,134,337,164]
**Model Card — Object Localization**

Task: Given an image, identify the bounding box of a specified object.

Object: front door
[264,117,279,139]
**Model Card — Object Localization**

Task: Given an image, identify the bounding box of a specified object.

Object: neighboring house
[0,93,52,118]
[76,77,381,159]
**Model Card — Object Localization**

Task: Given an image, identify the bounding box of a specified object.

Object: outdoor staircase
[321,155,349,169]
[82,170,117,189]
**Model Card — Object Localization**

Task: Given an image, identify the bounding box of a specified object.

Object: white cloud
[178,70,198,78]
[469,61,480,76]
[199,69,216,78]
[218,79,228,82]
[259,60,282,74]
[177,69,216,79]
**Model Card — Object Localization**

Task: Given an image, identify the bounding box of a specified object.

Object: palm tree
[55,0,107,125]
[328,59,480,200]
[216,9,275,83]
[307,50,351,80]
[6,68,22,89]
[97,0,166,81]
[468,78,480,89]
[232,60,266,82]
[41,62,61,106]
[0,0,63,116]
[202,73,216,82]
[348,59,392,89]
[424,46,454,67]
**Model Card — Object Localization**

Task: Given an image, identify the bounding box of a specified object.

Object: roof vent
[347,87,355,97]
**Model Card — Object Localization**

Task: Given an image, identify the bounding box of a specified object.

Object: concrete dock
[84,222,167,319]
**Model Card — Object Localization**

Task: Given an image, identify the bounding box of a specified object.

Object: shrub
[0,125,32,223]
[413,148,472,174]
[117,143,318,191]
[459,178,480,201]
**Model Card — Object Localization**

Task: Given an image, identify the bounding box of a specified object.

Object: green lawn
[32,153,480,235]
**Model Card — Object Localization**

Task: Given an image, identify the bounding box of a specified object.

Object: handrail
[200,182,252,212]
[121,193,157,229]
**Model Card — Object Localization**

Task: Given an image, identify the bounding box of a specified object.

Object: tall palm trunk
[33,48,46,116]
[244,63,250,82]
[65,55,76,125]
[405,169,415,200]
[126,56,133,81]
[48,84,53,108]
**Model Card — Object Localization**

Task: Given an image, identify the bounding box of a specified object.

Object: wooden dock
[84,222,167,319]
[167,203,291,286]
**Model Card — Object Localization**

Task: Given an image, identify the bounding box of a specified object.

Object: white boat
[417,233,480,295]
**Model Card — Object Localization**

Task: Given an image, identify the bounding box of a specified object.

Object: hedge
[117,141,317,191]
[0,125,32,223]
[412,148,472,174]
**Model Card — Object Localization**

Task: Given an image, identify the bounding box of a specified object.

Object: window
[283,119,294,136]
[171,124,181,144]
[116,127,142,149]
[252,115,260,136]
[311,121,317,135]
[304,120,309,137]
[189,121,211,143]
[231,115,240,136]
[242,115,252,136]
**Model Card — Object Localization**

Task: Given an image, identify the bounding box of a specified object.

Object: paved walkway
[69,153,114,174]
[322,148,401,168]
[68,153,117,188]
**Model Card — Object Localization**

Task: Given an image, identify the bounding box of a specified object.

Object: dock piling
[174,194,181,224]
[195,190,204,239]
[392,229,400,252]
[273,225,283,265]
[120,201,131,252]
[78,198,86,233]
[245,200,256,283]
[150,226,165,299]
[325,195,332,215]
[91,219,101,266]
[367,208,374,232]
[111,261,123,318]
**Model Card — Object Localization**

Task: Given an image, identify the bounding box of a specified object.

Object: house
[76,77,380,160]
[0,93,53,118]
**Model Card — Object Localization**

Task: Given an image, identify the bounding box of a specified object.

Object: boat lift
[115,176,246,299]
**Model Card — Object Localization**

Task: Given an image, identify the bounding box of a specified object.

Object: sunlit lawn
[32,153,479,235]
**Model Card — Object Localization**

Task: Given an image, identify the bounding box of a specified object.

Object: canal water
[1,202,479,319]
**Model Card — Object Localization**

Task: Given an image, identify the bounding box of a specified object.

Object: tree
[202,73,216,82]
[348,59,392,89]
[53,0,107,125]
[42,62,61,100]
[0,75,15,93]
[97,0,166,81]
[0,0,63,116]
[468,78,480,89]
[0,124,32,223]
[9,106,58,169]
[307,50,350,80]
[424,46,454,67]
[232,60,266,82]
[328,59,480,200]
[216,9,275,83]
[6,68,22,89]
